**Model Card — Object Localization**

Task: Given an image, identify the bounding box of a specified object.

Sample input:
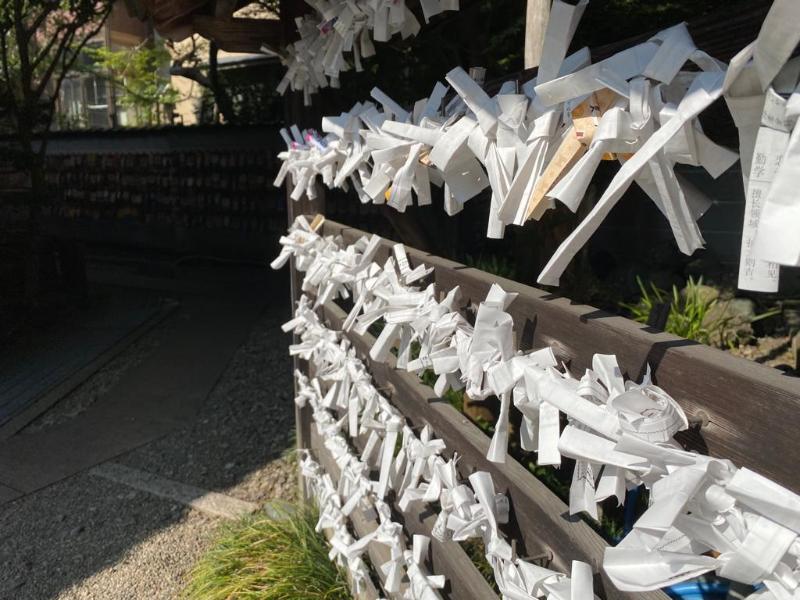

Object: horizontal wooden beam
[192,15,282,52]
[322,219,800,496]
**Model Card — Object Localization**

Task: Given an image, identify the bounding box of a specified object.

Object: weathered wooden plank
[321,301,668,600]
[322,219,800,496]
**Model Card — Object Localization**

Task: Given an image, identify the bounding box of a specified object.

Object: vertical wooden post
[524,0,551,69]
[286,180,325,501]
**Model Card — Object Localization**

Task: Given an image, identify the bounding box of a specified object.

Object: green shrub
[464,253,517,280]
[622,276,739,347]
[182,504,350,600]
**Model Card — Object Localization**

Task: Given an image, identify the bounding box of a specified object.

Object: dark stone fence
[36,125,288,259]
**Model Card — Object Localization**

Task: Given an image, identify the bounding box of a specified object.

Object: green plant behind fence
[183,504,350,600]
[464,253,517,280]
[621,276,740,347]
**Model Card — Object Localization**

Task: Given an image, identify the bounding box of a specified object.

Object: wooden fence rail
[290,216,800,600]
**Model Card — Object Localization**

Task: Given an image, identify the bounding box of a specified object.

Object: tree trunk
[208,42,237,123]
[21,131,44,301]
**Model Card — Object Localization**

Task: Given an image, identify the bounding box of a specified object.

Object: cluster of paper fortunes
[290,300,596,600]
[297,392,445,599]
[276,0,459,105]
[274,215,800,598]
[275,0,800,289]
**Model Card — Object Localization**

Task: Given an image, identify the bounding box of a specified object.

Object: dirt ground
[729,334,797,374]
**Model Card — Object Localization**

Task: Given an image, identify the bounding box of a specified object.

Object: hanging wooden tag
[524,88,618,222]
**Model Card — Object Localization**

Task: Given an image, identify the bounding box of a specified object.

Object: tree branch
[26,5,56,43]
[170,65,212,88]
[30,22,71,72]
[34,7,112,147]
[13,0,33,104]
[88,67,191,106]
[33,27,76,101]
[0,34,17,116]
[36,7,111,102]
[208,40,237,123]
[167,36,203,67]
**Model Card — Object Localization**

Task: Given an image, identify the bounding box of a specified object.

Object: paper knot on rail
[494,559,598,600]
[276,2,460,106]
[604,456,800,599]
[404,535,446,600]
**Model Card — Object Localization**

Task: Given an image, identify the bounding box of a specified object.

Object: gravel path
[117,303,297,504]
[56,507,217,600]
[1,472,215,600]
[0,299,297,600]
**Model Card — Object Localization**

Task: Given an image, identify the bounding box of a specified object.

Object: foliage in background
[82,42,179,126]
[460,538,498,592]
[621,276,740,347]
[0,0,113,140]
[195,63,285,126]
[0,0,112,145]
[0,0,112,147]
[0,0,113,301]
[183,503,350,600]
[464,253,517,280]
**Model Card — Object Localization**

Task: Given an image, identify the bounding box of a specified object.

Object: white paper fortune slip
[750,87,800,273]
[736,87,788,292]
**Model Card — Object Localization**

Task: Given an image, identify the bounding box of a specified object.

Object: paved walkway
[0,285,167,435]
[0,262,297,599]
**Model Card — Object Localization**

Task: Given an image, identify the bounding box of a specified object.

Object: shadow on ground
[0,261,298,600]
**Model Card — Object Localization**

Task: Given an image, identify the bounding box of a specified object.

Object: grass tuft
[182,503,351,600]
[621,276,739,347]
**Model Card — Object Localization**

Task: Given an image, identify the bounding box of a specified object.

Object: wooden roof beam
[191,15,282,53]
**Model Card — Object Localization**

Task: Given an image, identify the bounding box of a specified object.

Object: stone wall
[0,125,387,259]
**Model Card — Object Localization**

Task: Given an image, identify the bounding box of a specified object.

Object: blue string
[664,581,730,599]
[622,488,732,600]
[622,485,640,535]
